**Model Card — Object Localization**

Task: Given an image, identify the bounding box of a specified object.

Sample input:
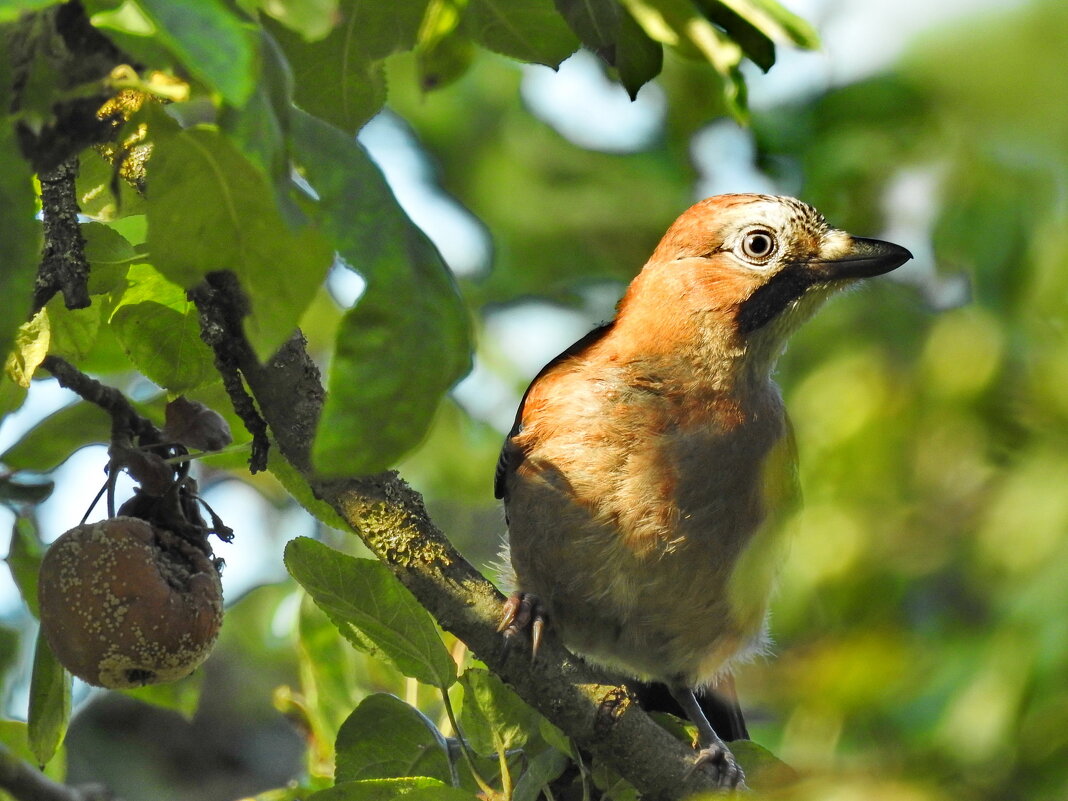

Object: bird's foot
[688,741,745,791]
[497,592,547,658]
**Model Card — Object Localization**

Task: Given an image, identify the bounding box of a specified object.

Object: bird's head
[613,194,912,380]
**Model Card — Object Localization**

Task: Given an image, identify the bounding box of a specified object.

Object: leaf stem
[440,687,497,798]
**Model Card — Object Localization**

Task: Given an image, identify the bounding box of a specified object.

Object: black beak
[813,236,913,280]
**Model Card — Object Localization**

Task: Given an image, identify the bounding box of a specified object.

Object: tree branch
[0,744,116,801]
[39,355,157,444]
[191,278,726,800]
[34,157,90,313]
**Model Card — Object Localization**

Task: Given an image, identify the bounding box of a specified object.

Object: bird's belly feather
[505,412,785,686]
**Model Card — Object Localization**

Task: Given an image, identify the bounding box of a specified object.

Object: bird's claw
[497,592,547,659]
[687,742,746,791]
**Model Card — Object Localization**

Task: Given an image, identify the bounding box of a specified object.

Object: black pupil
[748,234,771,256]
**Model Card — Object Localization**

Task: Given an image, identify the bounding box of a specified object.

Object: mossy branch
[190,276,728,801]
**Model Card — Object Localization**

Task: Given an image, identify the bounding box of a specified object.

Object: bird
[493,193,912,788]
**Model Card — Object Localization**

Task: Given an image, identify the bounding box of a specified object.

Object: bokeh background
[2,0,1067,798]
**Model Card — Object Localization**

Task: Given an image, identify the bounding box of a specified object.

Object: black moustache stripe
[736,267,817,334]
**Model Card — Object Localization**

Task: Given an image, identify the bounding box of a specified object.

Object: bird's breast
[504,374,789,683]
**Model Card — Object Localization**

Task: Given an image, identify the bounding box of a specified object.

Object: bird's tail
[630,674,749,742]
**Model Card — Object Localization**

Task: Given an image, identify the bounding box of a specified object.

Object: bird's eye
[739,229,777,265]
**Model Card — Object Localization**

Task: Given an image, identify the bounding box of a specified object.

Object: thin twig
[188,274,270,473]
[40,355,157,443]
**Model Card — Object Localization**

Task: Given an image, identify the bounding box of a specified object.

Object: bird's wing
[494,322,614,502]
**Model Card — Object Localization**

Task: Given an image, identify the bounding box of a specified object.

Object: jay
[495,194,911,787]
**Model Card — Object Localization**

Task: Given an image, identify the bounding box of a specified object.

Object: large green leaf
[144,126,334,360]
[137,0,259,105]
[284,537,457,690]
[335,693,454,784]
[27,630,71,767]
[269,0,430,133]
[290,110,472,477]
[0,125,40,363]
[464,0,579,67]
[109,263,218,392]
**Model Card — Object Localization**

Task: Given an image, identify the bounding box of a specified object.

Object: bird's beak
[812,236,913,280]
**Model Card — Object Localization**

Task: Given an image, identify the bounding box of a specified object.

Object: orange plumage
[495,194,911,787]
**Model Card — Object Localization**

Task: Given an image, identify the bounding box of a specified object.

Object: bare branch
[40,355,157,444]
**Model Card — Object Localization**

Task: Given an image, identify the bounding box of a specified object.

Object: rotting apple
[38,516,223,688]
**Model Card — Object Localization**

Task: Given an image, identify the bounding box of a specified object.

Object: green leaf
[284,537,457,689]
[554,0,662,98]
[76,147,146,221]
[268,0,431,133]
[308,778,472,801]
[289,110,472,477]
[82,222,138,294]
[5,311,50,389]
[219,28,295,202]
[267,449,351,532]
[417,25,476,93]
[5,517,46,618]
[0,474,54,506]
[0,373,28,427]
[0,125,40,362]
[145,126,334,360]
[619,0,746,118]
[3,401,111,476]
[694,0,775,71]
[27,630,71,766]
[109,263,218,392]
[44,296,101,363]
[253,0,340,41]
[336,693,454,784]
[458,668,537,755]
[463,0,579,68]
[297,591,363,745]
[137,0,259,105]
[712,0,819,49]
[512,748,570,801]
